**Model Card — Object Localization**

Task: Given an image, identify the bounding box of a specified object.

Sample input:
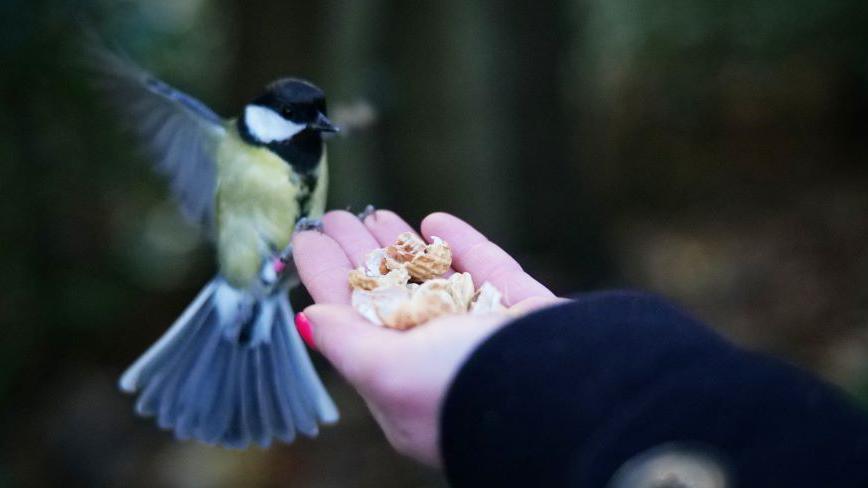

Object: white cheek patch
[244,104,306,143]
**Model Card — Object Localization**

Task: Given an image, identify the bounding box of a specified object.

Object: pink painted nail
[273,258,287,274]
[295,312,315,350]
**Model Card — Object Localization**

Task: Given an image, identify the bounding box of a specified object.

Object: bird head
[240,78,338,145]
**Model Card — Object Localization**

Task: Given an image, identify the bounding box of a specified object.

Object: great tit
[93,48,339,448]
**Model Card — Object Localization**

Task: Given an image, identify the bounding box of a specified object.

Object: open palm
[292,210,561,465]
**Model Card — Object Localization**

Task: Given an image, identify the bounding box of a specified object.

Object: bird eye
[281,107,294,118]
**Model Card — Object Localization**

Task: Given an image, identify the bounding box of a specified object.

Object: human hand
[292,210,563,466]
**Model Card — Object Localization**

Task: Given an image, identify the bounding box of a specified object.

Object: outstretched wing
[90,47,226,231]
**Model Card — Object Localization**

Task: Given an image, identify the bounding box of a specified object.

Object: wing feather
[89,46,225,231]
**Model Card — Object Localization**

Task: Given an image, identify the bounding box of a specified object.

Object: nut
[406,237,452,281]
[348,235,506,330]
[447,272,475,311]
[470,282,505,315]
[352,285,413,327]
[409,279,461,324]
[375,289,418,329]
[385,232,426,263]
[362,243,410,275]
[348,266,410,291]
[348,269,380,291]
[351,289,382,325]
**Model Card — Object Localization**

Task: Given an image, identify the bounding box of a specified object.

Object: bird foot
[295,217,324,234]
[266,235,296,276]
[357,204,377,222]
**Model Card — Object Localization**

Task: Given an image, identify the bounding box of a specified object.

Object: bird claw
[277,242,293,263]
[294,217,324,234]
[357,204,377,222]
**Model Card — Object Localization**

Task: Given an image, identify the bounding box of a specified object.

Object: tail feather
[120,277,338,448]
[279,299,339,424]
[252,348,277,444]
[223,352,249,448]
[272,318,318,436]
[200,343,239,444]
[238,349,261,446]
[158,308,220,429]
[121,281,216,393]
[134,303,213,417]
[174,313,225,439]
[259,344,296,443]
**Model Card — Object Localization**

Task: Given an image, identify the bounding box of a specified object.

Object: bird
[90,47,340,448]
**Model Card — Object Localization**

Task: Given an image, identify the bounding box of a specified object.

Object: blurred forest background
[2,0,867,486]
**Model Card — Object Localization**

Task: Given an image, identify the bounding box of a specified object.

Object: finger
[420,212,554,305]
[292,230,354,304]
[304,304,399,385]
[322,210,382,267]
[362,209,417,246]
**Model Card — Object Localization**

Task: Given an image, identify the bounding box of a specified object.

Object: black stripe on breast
[296,172,319,222]
[269,130,323,174]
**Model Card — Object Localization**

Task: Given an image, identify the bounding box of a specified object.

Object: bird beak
[308,112,339,133]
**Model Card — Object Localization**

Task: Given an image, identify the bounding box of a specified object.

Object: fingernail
[273,258,287,274]
[295,312,316,350]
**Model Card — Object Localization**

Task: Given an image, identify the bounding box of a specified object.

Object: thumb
[302,304,397,384]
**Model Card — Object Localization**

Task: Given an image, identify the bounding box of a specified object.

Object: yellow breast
[214,126,306,288]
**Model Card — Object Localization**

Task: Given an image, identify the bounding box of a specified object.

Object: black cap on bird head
[240,78,338,145]
[239,78,337,171]
[259,79,337,130]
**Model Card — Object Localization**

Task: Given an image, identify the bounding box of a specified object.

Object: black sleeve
[439,291,868,488]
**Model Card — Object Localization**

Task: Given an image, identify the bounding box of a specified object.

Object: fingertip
[321,209,354,222]
[292,226,331,248]
[364,209,419,246]
[321,210,362,237]
[420,212,487,248]
[361,208,383,225]
[321,210,380,266]
[291,227,343,267]
[419,212,455,237]
[322,209,355,221]
[422,211,454,223]
[294,312,315,349]
[362,208,394,226]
